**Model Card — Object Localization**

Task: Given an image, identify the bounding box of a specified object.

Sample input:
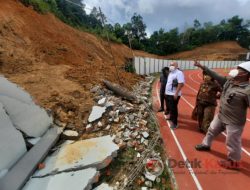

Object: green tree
[194,19,201,29]
[131,13,147,42]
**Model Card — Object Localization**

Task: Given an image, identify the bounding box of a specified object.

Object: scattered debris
[98,98,107,106]
[86,124,93,133]
[93,183,113,190]
[88,106,106,123]
[84,75,171,189]
[142,132,149,139]
[61,130,79,140]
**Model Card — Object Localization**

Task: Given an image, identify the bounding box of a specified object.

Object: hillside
[164,41,248,60]
[0,0,144,128]
[0,1,248,128]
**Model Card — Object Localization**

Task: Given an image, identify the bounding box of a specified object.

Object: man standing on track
[158,67,170,113]
[194,61,250,170]
[192,71,221,133]
[165,62,185,129]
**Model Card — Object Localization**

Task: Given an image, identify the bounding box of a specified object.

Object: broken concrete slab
[88,106,106,123]
[23,168,99,190]
[0,170,8,179]
[61,130,79,140]
[33,135,119,177]
[0,127,62,190]
[98,97,106,106]
[63,130,78,137]
[144,172,157,181]
[93,183,113,190]
[86,124,93,132]
[0,96,53,137]
[105,101,114,110]
[0,102,27,172]
[0,76,33,104]
[142,132,149,139]
[97,121,103,128]
[104,125,111,131]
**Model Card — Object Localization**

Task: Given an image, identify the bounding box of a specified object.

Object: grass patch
[98,147,137,183]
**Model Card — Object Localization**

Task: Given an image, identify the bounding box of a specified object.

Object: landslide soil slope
[163,41,248,60]
[0,0,142,128]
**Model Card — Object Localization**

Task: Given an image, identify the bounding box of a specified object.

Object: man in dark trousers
[158,67,169,112]
[165,62,185,129]
[192,71,221,133]
[194,61,250,170]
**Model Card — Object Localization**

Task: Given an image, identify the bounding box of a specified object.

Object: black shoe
[170,123,178,130]
[198,127,205,133]
[195,144,210,151]
[158,108,164,112]
[164,111,170,115]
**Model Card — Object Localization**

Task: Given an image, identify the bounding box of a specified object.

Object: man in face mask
[194,61,250,170]
[165,62,185,129]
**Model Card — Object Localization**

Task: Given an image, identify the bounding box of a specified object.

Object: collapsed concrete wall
[0,76,53,178]
[0,103,27,173]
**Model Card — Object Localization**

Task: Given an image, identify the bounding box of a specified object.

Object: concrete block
[34,136,119,177]
[23,168,99,190]
[0,103,27,172]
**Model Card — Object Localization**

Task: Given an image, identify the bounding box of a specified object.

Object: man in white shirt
[165,62,185,129]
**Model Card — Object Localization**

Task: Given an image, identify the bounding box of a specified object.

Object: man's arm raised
[194,61,227,86]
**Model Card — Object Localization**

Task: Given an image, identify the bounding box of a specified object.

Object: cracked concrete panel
[88,106,106,122]
[0,103,27,173]
[23,168,99,190]
[0,169,8,179]
[34,136,119,177]
[93,183,113,190]
[0,96,52,137]
[0,76,33,104]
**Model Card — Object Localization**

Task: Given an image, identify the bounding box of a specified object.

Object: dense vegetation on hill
[21,0,250,55]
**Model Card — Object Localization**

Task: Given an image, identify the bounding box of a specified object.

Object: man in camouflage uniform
[192,71,221,133]
[194,61,250,170]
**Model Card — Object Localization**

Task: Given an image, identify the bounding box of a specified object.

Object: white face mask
[228,69,239,78]
[169,66,175,72]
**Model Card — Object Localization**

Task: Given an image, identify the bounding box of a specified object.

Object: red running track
[152,69,250,190]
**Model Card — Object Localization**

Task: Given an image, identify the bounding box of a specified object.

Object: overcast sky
[83,0,250,36]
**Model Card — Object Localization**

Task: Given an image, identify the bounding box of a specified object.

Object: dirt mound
[164,41,248,60]
[0,0,144,128]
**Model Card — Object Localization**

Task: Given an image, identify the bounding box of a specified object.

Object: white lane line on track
[185,72,250,157]
[186,73,250,123]
[197,73,203,80]
[189,73,201,85]
[156,81,203,190]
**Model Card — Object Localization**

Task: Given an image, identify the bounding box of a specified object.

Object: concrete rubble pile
[83,76,164,189]
[24,76,157,190]
[1,74,163,190]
